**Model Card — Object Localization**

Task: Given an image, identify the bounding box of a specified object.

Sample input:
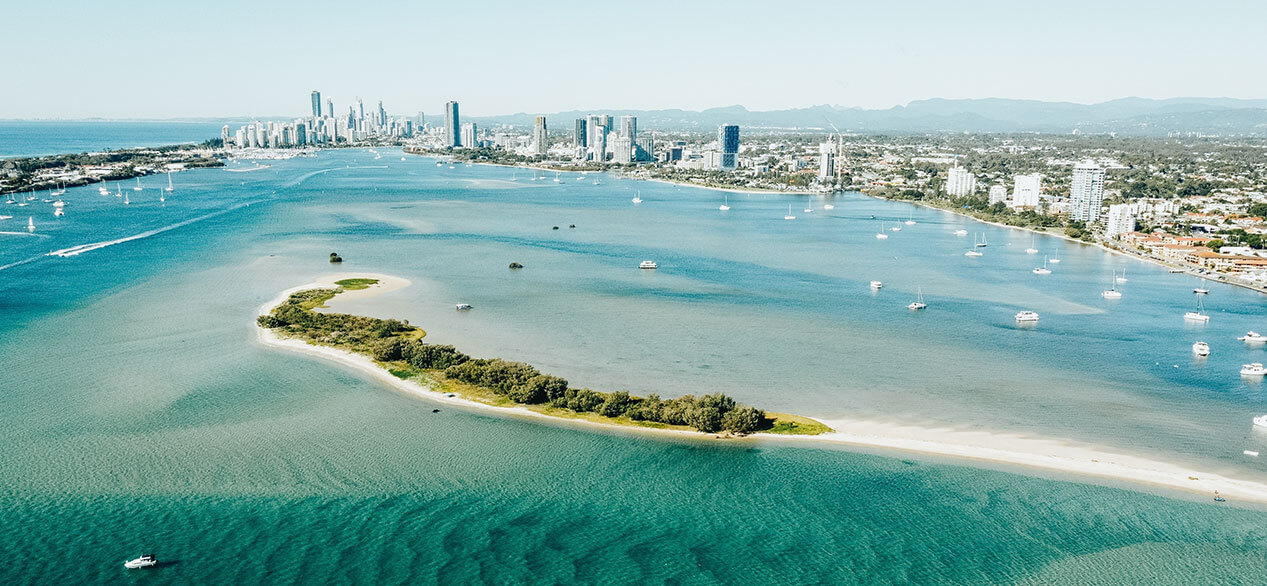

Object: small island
[257,277,829,436]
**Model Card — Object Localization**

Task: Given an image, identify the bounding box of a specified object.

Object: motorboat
[124,554,157,569]
[1194,287,1210,295]
[869,280,883,289]
[1255,414,1267,427]
[964,250,983,257]
[824,202,835,210]
[455,303,473,311]
[639,260,658,269]
[1193,341,1210,356]
[1239,331,1267,344]
[953,229,968,236]
[1242,363,1267,377]
[54,207,64,217]
[1015,311,1040,323]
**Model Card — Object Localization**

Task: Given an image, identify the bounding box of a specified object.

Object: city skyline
[3,0,1265,119]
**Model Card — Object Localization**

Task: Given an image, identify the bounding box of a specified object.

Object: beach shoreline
[257,274,1267,505]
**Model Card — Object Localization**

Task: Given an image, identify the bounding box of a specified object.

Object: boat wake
[46,201,261,259]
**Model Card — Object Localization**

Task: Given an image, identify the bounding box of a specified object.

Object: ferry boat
[1015,311,1040,323]
[1242,363,1267,377]
[123,554,157,569]
[454,303,473,311]
[639,260,657,270]
[869,280,883,289]
[1239,331,1267,344]
[1193,341,1210,356]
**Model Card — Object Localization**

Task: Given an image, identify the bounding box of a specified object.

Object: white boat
[54,207,64,217]
[974,233,988,247]
[639,260,658,269]
[964,250,982,257]
[1184,293,1210,323]
[98,185,110,195]
[953,229,968,236]
[1242,363,1266,377]
[803,201,813,213]
[1015,311,1040,323]
[1255,415,1267,428]
[27,217,35,232]
[1239,331,1267,344]
[52,200,65,208]
[904,216,916,226]
[124,193,130,205]
[435,161,443,166]
[116,185,122,198]
[908,288,926,310]
[1049,255,1061,264]
[1102,271,1122,299]
[1116,268,1128,283]
[784,205,795,221]
[133,177,143,191]
[165,172,174,192]
[554,172,561,183]
[632,191,642,204]
[870,280,883,289]
[123,554,157,569]
[455,303,473,311]
[1032,256,1052,275]
[401,157,407,162]
[1194,280,1210,295]
[1245,450,1260,457]
[719,196,730,211]
[824,201,835,210]
[1025,235,1038,255]
[0,215,10,220]
[1193,341,1210,356]
[889,225,901,232]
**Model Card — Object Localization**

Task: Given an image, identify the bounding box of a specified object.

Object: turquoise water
[0,120,229,158]
[3,149,1267,584]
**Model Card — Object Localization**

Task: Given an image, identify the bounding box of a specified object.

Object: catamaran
[1102,271,1122,299]
[907,287,927,310]
[975,233,988,247]
[1184,293,1210,322]
[632,191,642,204]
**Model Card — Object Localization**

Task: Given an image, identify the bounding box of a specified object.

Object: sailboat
[165,172,174,193]
[875,222,888,239]
[1049,252,1061,264]
[27,217,35,232]
[1116,268,1128,283]
[632,191,642,204]
[803,200,813,213]
[1184,292,1210,322]
[719,196,730,211]
[1025,234,1038,254]
[133,177,143,191]
[510,171,518,182]
[908,288,927,310]
[1102,271,1122,299]
[1194,279,1210,295]
[784,204,796,221]
[1032,256,1052,275]
[824,199,835,210]
[974,233,988,247]
[98,183,110,195]
[124,192,130,205]
[904,212,916,226]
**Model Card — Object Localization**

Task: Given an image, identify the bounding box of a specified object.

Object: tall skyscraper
[718,125,739,170]
[817,142,836,180]
[443,101,460,147]
[945,164,977,196]
[533,116,548,155]
[326,99,334,120]
[1011,174,1042,210]
[310,91,322,118]
[591,130,607,162]
[619,115,637,145]
[573,118,587,148]
[460,122,477,149]
[1070,161,1107,222]
[635,135,654,162]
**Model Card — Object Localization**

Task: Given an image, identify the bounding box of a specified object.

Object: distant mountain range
[470,98,1267,136]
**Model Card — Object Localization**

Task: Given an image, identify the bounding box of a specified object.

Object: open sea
[0,120,229,158]
[2,143,1267,584]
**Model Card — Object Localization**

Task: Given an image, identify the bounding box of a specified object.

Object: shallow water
[2,148,1266,583]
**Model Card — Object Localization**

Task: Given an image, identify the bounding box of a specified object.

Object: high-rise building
[612,136,633,163]
[310,91,322,118]
[619,115,637,145]
[1105,203,1136,238]
[945,164,977,197]
[635,135,654,162]
[460,122,477,149]
[533,116,548,155]
[326,99,334,120]
[573,118,587,148]
[443,101,460,147]
[1070,161,1107,222]
[1011,174,1042,210]
[717,125,739,170]
[591,130,607,162]
[221,125,231,147]
[988,184,1008,204]
[817,142,836,179]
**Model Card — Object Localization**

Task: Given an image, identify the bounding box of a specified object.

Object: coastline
[257,274,1267,505]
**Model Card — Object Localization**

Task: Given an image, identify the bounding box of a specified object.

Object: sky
[2,0,1264,119]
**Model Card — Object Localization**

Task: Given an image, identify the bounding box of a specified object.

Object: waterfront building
[460,122,477,149]
[635,136,655,162]
[1011,173,1042,210]
[817,142,836,180]
[586,115,606,154]
[619,115,637,146]
[1070,161,1107,222]
[310,90,322,118]
[718,124,739,171]
[612,136,633,163]
[945,164,977,197]
[591,129,607,162]
[988,184,1008,204]
[444,101,460,147]
[533,116,548,155]
[221,125,231,147]
[1106,203,1137,238]
[573,118,587,148]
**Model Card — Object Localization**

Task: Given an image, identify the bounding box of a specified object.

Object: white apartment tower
[1105,203,1136,238]
[1070,161,1107,222]
[817,142,836,180]
[945,164,977,197]
[988,184,1008,204]
[1011,174,1042,210]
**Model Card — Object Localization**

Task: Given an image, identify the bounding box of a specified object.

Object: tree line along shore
[257,279,829,436]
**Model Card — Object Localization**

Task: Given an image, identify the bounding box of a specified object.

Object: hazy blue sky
[3,0,1262,119]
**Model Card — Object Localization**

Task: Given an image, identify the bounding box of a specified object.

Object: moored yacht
[1255,414,1267,427]
[1193,341,1210,356]
[719,196,730,211]
[124,554,157,569]
[639,260,658,269]
[907,287,926,310]
[869,280,883,289]
[632,191,642,204]
[1015,311,1040,322]
[1184,293,1210,322]
[784,204,795,221]
[964,249,982,257]
[455,303,473,311]
[1242,363,1266,377]
[953,229,968,236]
[133,177,143,191]
[1239,331,1267,344]
[1032,257,1052,275]
[1102,271,1122,299]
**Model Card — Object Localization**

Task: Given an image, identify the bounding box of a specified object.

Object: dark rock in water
[509,262,524,269]
[569,224,576,228]
[329,252,343,263]
[432,409,440,413]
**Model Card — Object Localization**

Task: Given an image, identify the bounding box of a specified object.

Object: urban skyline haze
[2,0,1264,119]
